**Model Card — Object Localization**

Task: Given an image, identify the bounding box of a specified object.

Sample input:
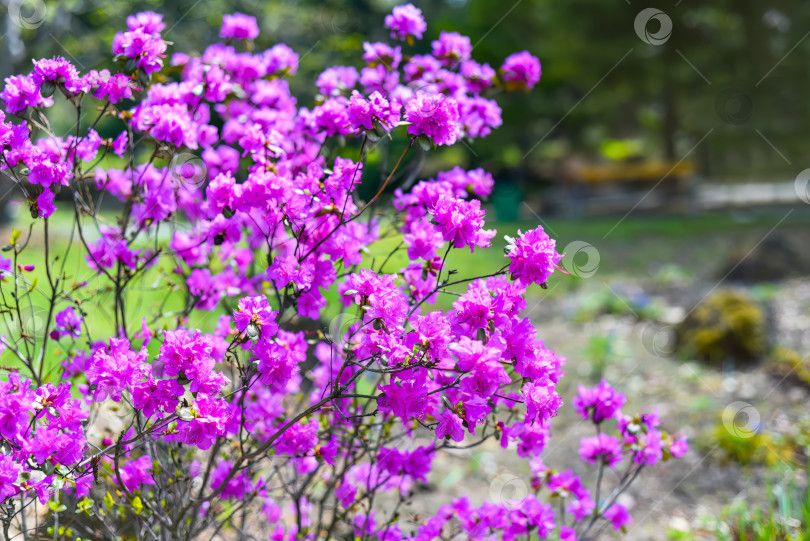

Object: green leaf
[131,496,143,515]
[415,134,432,152]
[77,497,94,516]
[40,80,56,98]
[48,500,67,513]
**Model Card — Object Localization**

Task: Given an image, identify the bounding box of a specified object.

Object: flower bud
[176,406,195,422]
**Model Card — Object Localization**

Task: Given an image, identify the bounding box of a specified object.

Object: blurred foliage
[767,347,810,388]
[677,289,766,366]
[677,473,810,540]
[716,478,809,541]
[720,234,809,285]
[570,283,664,323]
[649,263,694,288]
[704,407,809,468]
[1,0,806,184]
[599,139,645,162]
[581,333,617,380]
[709,423,794,467]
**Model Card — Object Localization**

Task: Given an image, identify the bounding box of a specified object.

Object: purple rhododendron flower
[220,13,260,41]
[113,131,129,157]
[573,379,627,423]
[460,60,496,92]
[50,306,82,340]
[264,43,299,76]
[233,295,279,338]
[35,189,57,219]
[385,4,427,41]
[31,57,87,96]
[0,5,690,535]
[579,433,623,467]
[28,153,72,188]
[431,194,495,251]
[501,50,542,90]
[523,379,563,423]
[317,66,359,97]
[506,226,563,286]
[604,503,632,530]
[362,42,402,70]
[436,409,465,442]
[670,436,689,457]
[458,95,502,138]
[377,445,433,482]
[85,69,134,103]
[119,455,156,492]
[86,337,148,402]
[112,12,167,75]
[1,74,48,113]
[431,32,472,66]
[404,92,459,146]
[0,455,21,501]
[347,90,401,133]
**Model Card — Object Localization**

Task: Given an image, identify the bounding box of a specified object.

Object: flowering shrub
[0,4,687,540]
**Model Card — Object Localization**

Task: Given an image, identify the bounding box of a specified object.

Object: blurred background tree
[2,0,806,186]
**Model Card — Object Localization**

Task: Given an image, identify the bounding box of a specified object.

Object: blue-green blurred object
[491,181,522,222]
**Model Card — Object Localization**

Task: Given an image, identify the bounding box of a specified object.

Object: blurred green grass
[6,204,809,380]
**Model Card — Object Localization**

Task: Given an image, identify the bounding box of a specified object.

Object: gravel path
[407,276,810,540]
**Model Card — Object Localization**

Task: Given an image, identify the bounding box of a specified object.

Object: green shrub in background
[571,284,664,323]
[673,474,810,540]
[716,478,809,541]
[581,333,618,380]
[677,289,766,366]
[767,347,810,388]
[709,423,794,467]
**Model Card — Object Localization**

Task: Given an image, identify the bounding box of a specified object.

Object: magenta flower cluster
[0,5,685,541]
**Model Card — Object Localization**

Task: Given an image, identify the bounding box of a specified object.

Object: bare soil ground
[406,212,810,540]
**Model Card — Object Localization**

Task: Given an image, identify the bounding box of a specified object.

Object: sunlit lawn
[5,202,809,382]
